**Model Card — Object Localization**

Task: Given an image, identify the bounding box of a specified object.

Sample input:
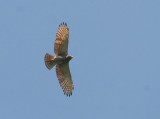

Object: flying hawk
[44,22,74,96]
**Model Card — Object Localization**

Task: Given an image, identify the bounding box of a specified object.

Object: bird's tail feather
[44,53,56,70]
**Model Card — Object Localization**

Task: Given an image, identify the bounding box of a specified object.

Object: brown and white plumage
[54,23,69,57]
[44,22,74,96]
[56,63,73,96]
[44,53,56,70]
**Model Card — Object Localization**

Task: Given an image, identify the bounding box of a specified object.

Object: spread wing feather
[54,22,69,57]
[56,63,73,96]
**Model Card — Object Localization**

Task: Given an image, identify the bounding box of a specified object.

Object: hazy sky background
[0,0,160,119]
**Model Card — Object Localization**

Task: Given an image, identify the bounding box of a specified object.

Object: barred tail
[44,53,56,70]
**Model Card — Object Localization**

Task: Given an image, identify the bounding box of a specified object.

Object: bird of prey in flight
[44,22,74,96]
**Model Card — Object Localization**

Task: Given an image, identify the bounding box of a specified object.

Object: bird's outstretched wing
[54,22,69,57]
[56,63,74,96]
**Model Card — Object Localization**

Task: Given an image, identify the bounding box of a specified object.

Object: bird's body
[45,54,73,66]
[44,22,74,96]
[54,56,73,64]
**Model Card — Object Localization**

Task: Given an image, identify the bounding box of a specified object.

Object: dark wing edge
[56,63,74,96]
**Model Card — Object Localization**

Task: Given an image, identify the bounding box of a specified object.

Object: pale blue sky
[0,0,160,119]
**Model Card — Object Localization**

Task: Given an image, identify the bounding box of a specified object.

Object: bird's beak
[71,56,74,58]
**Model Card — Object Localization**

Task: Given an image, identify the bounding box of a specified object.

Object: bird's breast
[54,56,71,65]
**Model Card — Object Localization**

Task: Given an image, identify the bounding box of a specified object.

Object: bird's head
[66,55,73,62]
[67,55,73,59]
